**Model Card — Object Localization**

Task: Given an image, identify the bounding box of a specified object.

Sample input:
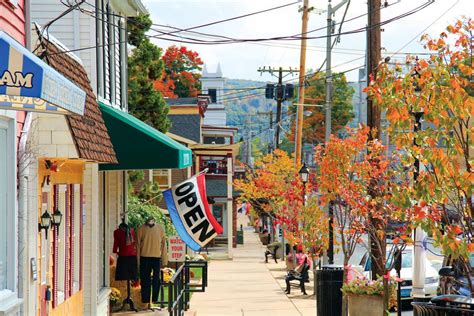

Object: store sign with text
[0,31,86,115]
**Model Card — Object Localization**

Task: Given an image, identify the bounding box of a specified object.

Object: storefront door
[0,127,7,291]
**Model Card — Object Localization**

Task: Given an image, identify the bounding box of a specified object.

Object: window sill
[0,291,22,315]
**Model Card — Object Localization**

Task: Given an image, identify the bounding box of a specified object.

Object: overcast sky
[142,0,471,82]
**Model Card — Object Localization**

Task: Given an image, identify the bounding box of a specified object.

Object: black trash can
[315,265,343,316]
[237,230,244,244]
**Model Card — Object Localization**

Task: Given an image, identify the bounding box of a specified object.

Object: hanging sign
[0,31,86,115]
[168,235,186,262]
[164,174,223,251]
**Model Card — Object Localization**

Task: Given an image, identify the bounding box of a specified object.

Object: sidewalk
[190,215,315,316]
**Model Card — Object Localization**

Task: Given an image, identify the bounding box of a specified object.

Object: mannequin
[113,217,138,312]
[136,218,168,310]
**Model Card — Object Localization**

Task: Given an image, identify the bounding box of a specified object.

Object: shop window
[55,185,67,305]
[199,156,227,175]
[212,205,224,228]
[53,183,83,307]
[153,170,171,189]
[72,184,81,293]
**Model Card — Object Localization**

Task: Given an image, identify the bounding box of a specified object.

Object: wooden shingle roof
[36,34,117,164]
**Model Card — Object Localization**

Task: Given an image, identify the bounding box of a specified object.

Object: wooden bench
[284,260,310,295]
[264,244,280,264]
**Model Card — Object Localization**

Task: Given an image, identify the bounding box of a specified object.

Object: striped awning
[0,31,86,115]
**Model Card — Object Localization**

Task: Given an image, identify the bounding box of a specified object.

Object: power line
[50,0,433,55]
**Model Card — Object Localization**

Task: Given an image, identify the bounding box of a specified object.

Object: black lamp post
[38,209,52,239]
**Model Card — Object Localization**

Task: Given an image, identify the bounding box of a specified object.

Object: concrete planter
[348,294,384,316]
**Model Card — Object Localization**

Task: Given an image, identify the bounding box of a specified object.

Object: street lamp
[38,209,52,239]
[51,208,63,227]
[299,162,310,185]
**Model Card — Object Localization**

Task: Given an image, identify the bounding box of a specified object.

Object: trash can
[315,265,343,316]
[237,230,244,244]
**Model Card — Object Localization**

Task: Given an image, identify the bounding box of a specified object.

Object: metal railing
[157,260,208,316]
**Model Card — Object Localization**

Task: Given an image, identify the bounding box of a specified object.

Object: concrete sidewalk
[190,216,313,316]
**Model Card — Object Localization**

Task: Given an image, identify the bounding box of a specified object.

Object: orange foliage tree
[315,127,413,312]
[366,18,473,272]
[234,150,328,262]
[154,45,203,98]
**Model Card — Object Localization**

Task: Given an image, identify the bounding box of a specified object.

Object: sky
[142,0,472,83]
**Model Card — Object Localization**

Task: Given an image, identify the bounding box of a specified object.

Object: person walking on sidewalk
[136,218,168,310]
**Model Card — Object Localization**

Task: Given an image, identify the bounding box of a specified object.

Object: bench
[285,260,310,295]
[264,244,280,264]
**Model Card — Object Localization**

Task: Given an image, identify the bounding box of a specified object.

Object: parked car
[358,246,439,300]
[438,252,474,297]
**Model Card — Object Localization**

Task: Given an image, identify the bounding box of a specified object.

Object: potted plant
[109,287,122,312]
[342,276,396,316]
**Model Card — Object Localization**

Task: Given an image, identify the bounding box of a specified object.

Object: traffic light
[285,83,294,99]
[265,84,275,99]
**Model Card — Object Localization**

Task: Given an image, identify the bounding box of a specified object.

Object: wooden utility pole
[367,0,384,287]
[258,67,297,148]
[295,0,310,165]
[367,0,381,139]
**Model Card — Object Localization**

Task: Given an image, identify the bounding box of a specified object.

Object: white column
[227,156,233,259]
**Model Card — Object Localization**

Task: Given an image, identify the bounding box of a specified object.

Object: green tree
[288,72,354,144]
[127,14,170,132]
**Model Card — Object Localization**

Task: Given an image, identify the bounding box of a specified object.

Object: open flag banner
[163,174,223,251]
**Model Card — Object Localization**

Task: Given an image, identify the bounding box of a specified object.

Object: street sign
[168,235,186,262]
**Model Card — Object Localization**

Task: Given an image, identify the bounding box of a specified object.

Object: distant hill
[224,79,289,139]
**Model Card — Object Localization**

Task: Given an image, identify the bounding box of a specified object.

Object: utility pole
[367,0,381,139]
[324,0,349,265]
[295,0,310,165]
[259,67,297,148]
[367,0,383,284]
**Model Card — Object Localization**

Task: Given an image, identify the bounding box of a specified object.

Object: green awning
[99,103,192,170]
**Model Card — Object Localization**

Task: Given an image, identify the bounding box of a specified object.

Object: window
[72,184,81,293]
[203,136,229,145]
[212,205,224,228]
[53,184,83,307]
[55,185,67,305]
[208,89,217,103]
[0,128,7,291]
[153,170,171,189]
[199,156,227,174]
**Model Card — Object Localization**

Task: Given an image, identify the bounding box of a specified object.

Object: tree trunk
[383,277,389,315]
[342,258,349,316]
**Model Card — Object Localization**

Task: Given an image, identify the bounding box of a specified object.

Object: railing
[157,260,208,316]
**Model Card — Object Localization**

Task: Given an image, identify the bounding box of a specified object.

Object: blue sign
[0,31,86,115]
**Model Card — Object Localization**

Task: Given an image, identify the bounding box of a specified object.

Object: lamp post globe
[52,209,63,227]
[299,162,310,184]
[40,210,51,230]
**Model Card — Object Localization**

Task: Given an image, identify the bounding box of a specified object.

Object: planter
[348,294,384,316]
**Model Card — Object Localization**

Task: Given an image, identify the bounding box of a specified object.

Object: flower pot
[348,294,384,316]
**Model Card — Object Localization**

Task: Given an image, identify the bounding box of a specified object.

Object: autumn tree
[234,150,328,263]
[287,72,354,144]
[154,45,203,98]
[366,18,473,276]
[315,127,413,313]
[128,14,170,132]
